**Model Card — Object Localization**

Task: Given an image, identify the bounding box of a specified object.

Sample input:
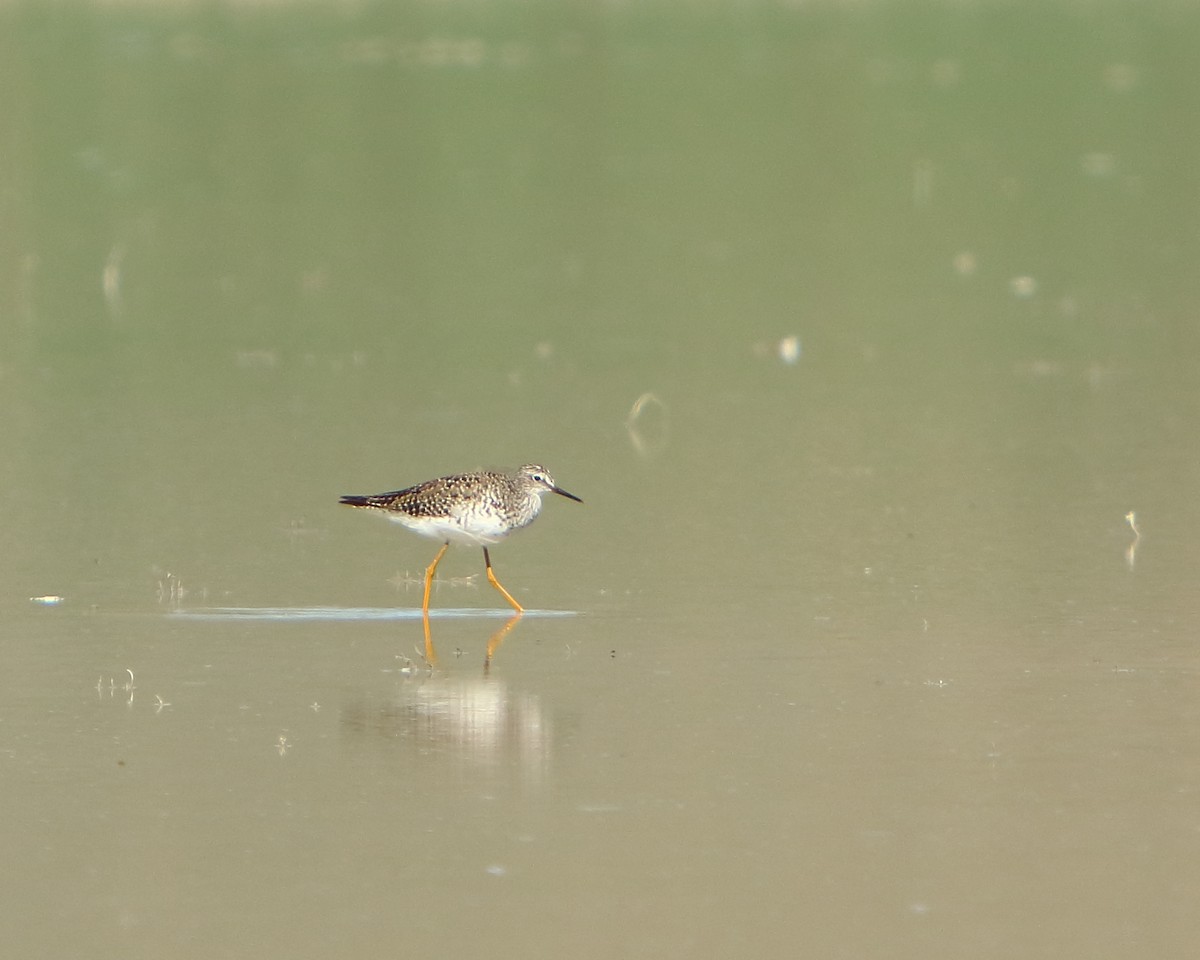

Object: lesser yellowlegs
[339,463,582,614]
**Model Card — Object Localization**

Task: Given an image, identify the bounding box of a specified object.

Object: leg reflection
[421,609,438,667]
[419,610,525,673]
[484,612,524,674]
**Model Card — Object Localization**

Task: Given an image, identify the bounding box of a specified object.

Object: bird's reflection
[341,610,559,785]
[341,664,551,788]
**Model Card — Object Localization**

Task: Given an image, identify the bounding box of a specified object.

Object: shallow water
[3,2,1200,958]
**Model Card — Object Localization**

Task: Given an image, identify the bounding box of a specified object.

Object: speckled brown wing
[338,471,507,519]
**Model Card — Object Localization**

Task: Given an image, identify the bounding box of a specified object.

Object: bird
[339,463,582,614]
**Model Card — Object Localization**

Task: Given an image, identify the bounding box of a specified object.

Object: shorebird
[339,463,582,614]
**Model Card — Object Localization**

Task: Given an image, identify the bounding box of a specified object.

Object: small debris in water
[626,391,669,457]
[1009,275,1037,298]
[30,595,64,605]
[751,336,803,364]
[952,251,977,276]
[1125,511,1140,538]
[1125,510,1141,569]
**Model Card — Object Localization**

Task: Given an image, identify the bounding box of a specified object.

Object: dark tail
[339,494,372,508]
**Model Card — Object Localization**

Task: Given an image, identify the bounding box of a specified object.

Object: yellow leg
[422,542,450,614]
[483,547,524,613]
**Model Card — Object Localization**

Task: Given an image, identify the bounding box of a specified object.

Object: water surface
[2,2,1199,958]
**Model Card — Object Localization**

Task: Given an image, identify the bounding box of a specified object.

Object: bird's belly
[387,512,512,546]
